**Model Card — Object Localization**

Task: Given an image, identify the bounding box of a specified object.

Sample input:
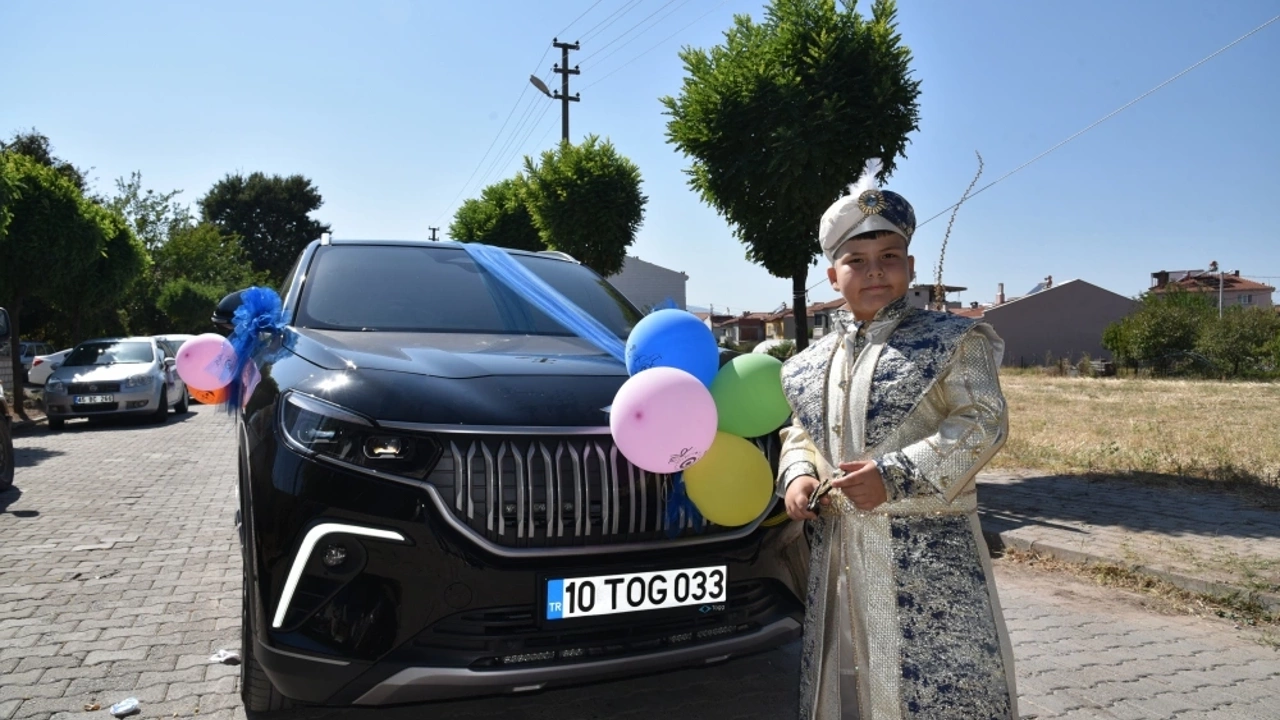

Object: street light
[529,75,552,98]
[1208,260,1223,318]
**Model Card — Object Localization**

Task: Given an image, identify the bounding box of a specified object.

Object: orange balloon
[190,386,229,405]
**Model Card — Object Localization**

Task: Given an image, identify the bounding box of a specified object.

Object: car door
[158,341,185,400]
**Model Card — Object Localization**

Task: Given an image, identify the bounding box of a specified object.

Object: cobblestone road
[2,407,1277,720]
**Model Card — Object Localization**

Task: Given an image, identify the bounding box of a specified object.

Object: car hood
[51,363,153,383]
[287,329,629,379]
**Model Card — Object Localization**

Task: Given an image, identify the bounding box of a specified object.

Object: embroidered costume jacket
[778,297,1018,720]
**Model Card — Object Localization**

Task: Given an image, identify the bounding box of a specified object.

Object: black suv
[222,238,808,710]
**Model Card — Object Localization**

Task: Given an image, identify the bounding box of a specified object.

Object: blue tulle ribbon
[224,286,286,413]
[664,471,705,538]
[460,243,626,364]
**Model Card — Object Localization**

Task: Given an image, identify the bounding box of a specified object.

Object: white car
[28,348,72,386]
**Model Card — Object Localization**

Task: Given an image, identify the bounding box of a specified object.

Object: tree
[1196,305,1280,377]
[155,222,256,286]
[521,136,646,277]
[449,178,545,251]
[1,129,89,192]
[662,0,921,350]
[156,279,227,334]
[198,172,331,286]
[108,171,192,253]
[0,153,104,412]
[1102,288,1214,373]
[52,204,150,342]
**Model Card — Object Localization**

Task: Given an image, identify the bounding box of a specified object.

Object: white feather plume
[847,157,883,197]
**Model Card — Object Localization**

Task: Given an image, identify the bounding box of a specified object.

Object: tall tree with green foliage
[0,153,104,408]
[449,178,545,251]
[1,129,89,192]
[662,0,921,350]
[150,222,262,333]
[198,172,331,286]
[52,204,150,342]
[521,135,646,277]
[109,171,192,253]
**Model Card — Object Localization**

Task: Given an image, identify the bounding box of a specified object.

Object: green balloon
[709,354,791,438]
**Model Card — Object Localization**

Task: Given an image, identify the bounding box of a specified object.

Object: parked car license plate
[74,395,114,404]
[545,565,726,620]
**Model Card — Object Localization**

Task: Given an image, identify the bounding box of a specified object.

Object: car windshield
[63,341,155,367]
[296,245,643,337]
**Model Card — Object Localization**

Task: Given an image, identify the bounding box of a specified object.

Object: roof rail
[537,250,579,263]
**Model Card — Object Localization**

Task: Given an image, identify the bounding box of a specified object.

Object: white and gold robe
[778,297,1018,720]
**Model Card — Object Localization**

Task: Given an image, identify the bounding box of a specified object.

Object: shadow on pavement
[0,486,38,517]
[979,473,1280,541]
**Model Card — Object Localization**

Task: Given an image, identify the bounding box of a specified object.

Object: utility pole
[429,227,439,241]
[1209,260,1223,318]
[552,38,581,143]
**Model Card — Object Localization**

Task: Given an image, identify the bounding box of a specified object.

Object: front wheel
[151,387,168,424]
[240,520,292,711]
[175,388,189,414]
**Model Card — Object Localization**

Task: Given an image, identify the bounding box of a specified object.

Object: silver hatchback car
[43,337,189,430]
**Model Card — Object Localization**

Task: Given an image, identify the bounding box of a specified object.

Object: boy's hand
[784,475,826,521]
[831,461,888,511]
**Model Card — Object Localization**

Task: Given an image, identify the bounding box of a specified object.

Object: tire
[175,388,189,414]
[240,494,292,712]
[0,419,13,491]
[48,417,64,431]
[151,387,168,424]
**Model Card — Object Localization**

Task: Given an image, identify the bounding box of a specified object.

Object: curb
[982,529,1280,614]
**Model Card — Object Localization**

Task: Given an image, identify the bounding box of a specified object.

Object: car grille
[68,382,123,394]
[423,432,780,549]
[411,578,796,669]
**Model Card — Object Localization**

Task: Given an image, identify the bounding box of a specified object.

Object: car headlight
[279,392,439,480]
[46,379,66,394]
[125,374,154,388]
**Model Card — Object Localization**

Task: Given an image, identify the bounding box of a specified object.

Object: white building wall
[606,256,688,311]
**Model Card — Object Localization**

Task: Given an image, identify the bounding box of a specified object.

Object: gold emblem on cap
[856,189,885,216]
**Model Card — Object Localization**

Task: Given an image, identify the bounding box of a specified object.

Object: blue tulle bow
[664,471,705,538]
[224,286,286,413]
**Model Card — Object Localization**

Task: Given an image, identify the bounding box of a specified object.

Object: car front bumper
[45,385,163,418]
[245,437,809,706]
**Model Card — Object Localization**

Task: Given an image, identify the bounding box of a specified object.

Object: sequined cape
[778,297,1018,720]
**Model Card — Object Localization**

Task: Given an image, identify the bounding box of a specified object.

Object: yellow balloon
[683,432,774,527]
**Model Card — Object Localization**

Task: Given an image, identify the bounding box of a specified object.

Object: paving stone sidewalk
[978,471,1280,611]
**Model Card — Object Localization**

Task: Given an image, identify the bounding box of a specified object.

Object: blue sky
[4,0,1278,313]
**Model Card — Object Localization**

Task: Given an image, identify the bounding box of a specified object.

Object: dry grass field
[994,371,1280,490]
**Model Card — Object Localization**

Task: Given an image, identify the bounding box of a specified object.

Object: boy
[778,165,1018,719]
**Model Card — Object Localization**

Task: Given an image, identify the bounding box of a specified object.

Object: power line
[913,12,1280,230]
[805,11,1280,293]
[432,43,558,229]
[577,0,688,67]
[557,0,608,37]
[580,0,647,43]
[581,0,729,91]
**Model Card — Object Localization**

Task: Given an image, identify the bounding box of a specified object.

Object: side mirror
[0,308,9,343]
[212,289,248,333]
[163,357,176,369]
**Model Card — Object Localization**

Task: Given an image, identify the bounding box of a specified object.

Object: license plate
[545,566,727,620]
[74,395,114,404]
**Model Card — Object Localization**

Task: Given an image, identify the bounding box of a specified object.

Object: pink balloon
[175,333,237,391]
[610,367,718,475]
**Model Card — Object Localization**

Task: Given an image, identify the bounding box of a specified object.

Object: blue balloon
[625,309,720,387]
